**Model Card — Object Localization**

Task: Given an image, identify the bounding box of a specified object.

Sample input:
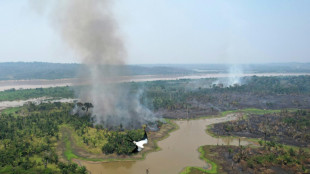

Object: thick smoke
[30,0,159,129]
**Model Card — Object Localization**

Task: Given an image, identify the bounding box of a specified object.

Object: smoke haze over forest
[0,0,309,128]
[28,0,160,129]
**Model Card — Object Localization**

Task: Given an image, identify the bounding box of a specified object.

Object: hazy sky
[0,0,309,64]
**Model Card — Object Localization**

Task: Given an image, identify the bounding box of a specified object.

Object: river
[74,114,252,174]
[0,97,251,174]
[0,73,275,173]
[1,73,309,91]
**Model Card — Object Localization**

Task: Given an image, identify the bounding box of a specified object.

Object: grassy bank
[64,136,78,161]
[180,146,221,174]
[60,119,179,162]
[182,108,309,174]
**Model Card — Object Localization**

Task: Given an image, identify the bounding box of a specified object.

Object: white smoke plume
[29,0,159,129]
[227,65,244,85]
[212,65,244,87]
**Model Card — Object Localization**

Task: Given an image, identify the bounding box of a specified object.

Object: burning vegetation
[30,0,161,129]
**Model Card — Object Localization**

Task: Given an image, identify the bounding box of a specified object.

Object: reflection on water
[76,114,252,174]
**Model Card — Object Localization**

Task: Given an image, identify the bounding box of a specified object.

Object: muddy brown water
[1,73,308,91]
[0,98,251,174]
[74,114,252,174]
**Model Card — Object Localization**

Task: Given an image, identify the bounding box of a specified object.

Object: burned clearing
[143,75,310,119]
[186,109,310,174]
[1,75,310,173]
[195,145,310,174]
[2,75,310,119]
[210,109,310,147]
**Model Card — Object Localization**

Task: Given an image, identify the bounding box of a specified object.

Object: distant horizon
[0,61,310,66]
[1,1,310,64]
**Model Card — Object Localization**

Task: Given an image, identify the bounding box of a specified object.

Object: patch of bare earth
[56,132,67,163]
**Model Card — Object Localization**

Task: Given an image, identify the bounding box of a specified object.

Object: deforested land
[0,71,310,173]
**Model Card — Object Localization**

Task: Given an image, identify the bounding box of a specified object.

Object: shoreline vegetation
[1,75,310,173]
[60,109,279,167]
[182,109,310,174]
[59,119,178,163]
[64,108,309,174]
[182,142,310,174]
[1,103,309,173]
[0,103,178,173]
[0,87,74,102]
[60,109,245,164]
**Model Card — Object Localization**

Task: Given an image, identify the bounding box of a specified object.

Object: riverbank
[58,119,178,163]
[1,73,309,91]
[2,98,306,174]
[181,108,310,174]
[67,113,251,174]
[62,112,239,165]
[0,102,256,174]
[184,144,310,174]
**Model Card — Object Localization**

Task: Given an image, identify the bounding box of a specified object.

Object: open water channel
[74,114,252,174]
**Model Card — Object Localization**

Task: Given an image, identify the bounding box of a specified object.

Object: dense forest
[0,87,74,101]
[0,103,87,173]
[0,102,145,173]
